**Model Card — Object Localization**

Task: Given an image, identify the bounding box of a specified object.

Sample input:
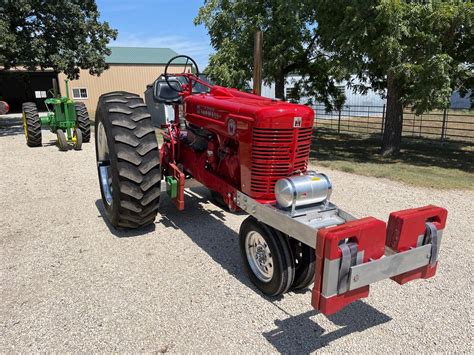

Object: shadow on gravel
[95,200,156,237]
[156,183,392,351]
[0,117,53,147]
[263,301,391,352]
[157,184,253,287]
[0,117,24,137]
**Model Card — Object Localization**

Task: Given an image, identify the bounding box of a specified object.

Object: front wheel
[56,129,68,151]
[290,239,315,290]
[239,216,295,296]
[73,128,83,151]
[95,91,162,229]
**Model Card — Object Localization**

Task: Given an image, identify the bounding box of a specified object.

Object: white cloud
[112,34,213,70]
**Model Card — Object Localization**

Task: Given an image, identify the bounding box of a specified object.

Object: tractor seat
[153,79,183,105]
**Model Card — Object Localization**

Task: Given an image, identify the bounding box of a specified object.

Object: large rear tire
[22,102,42,147]
[95,91,161,229]
[74,102,91,142]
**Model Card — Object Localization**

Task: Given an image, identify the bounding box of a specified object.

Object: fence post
[419,114,423,137]
[441,108,447,141]
[337,109,341,134]
[367,106,370,133]
[381,104,386,137]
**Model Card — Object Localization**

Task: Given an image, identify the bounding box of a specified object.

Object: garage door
[0,71,59,113]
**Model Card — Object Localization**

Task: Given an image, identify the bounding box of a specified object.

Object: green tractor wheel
[56,129,68,151]
[74,102,91,142]
[73,128,83,151]
[22,102,42,147]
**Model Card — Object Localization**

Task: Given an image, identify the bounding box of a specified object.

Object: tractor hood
[185,85,314,129]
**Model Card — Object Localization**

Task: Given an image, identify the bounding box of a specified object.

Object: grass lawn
[311,128,474,190]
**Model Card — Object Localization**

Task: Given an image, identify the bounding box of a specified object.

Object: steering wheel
[164,55,200,92]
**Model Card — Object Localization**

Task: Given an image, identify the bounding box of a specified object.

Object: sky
[96,0,213,69]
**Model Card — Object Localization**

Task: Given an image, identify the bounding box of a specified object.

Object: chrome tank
[274,172,332,208]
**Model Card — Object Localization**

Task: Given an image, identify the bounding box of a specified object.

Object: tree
[315,0,473,155]
[0,0,117,79]
[195,0,346,110]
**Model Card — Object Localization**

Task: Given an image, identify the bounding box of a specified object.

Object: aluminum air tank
[275,172,332,208]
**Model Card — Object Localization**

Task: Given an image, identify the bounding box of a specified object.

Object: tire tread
[22,102,42,147]
[74,102,91,142]
[95,92,161,228]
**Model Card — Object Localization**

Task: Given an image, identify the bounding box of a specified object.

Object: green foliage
[315,0,473,113]
[0,0,117,79]
[195,0,346,109]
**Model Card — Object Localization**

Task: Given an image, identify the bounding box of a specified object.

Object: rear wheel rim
[245,231,274,282]
[97,121,113,206]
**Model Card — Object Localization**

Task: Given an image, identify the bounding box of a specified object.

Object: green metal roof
[106,47,180,64]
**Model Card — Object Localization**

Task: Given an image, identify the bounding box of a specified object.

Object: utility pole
[253,30,263,95]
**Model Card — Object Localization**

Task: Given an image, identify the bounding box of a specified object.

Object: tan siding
[58,64,185,115]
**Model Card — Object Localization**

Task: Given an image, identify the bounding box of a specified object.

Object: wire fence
[313,104,474,143]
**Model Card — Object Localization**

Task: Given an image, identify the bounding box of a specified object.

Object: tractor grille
[251,127,313,196]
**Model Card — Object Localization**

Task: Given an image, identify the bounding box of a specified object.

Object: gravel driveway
[1,120,472,352]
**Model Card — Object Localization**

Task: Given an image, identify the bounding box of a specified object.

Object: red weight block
[386,205,447,251]
[387,205,447,285]
[312,217,386,315]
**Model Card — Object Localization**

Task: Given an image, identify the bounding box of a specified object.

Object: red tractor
[95,56,448,315]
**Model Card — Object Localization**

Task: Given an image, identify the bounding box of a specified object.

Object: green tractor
[22,79,91,151]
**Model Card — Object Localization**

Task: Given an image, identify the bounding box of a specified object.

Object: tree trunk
[382,73,404,156]
[275,73,285,100]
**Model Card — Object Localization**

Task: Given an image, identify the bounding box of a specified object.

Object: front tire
[290,239,315,290]
[22,102,42,147]
[239,216,295,296]
[95,91,161,229]
[56,129,68,151]
[74,102,91,142]
[73,128,83,151]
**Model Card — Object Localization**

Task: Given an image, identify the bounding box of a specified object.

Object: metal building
[0,47,185,113]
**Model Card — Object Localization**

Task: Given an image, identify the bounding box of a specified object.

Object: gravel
[1,121,472,352]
